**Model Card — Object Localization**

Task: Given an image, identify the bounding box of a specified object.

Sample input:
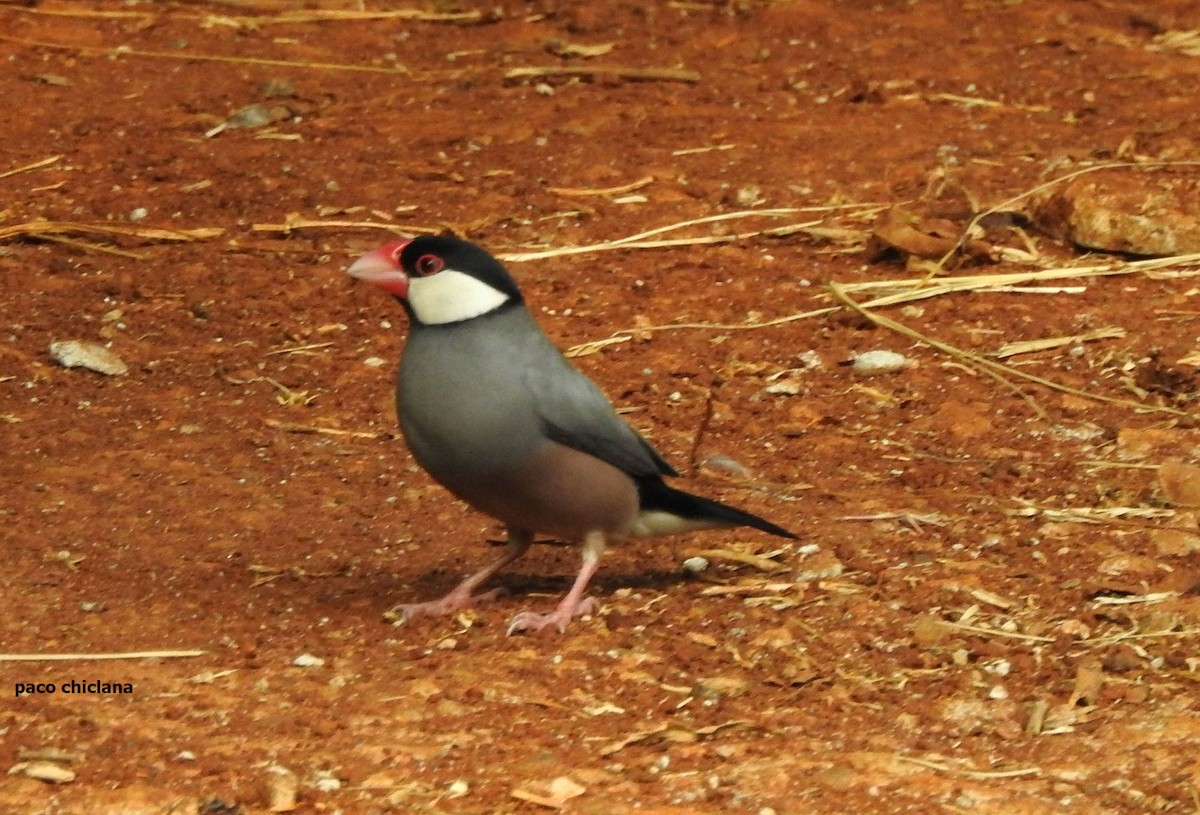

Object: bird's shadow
[407,537,691,598]
[490,567,689,596]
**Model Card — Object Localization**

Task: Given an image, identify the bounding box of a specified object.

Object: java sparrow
[348,235,795,634]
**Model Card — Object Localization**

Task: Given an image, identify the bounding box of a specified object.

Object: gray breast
[396,307,550,489]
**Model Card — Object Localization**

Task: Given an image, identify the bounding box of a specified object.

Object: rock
[1159,459,1200,508]
[48,340,128,376]
[1115,427,1200,461]
[1033,170,1200,256]
[1150,528,1200,556]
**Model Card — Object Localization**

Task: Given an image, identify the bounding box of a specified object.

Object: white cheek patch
[407,269,511,325]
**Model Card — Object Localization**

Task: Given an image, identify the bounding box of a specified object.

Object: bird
[347,234,795,634]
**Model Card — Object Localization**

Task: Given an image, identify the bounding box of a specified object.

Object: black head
[398,235,524,305]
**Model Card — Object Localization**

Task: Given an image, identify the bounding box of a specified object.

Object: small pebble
[851,349,908,376]
[292,653,325,668]
[735,184,765,206]
[128,207,148,222]
[313,772,342,792]
[363,356,387,368]
[796,349,824,370]
[682,556,710,574]
[763,378,802,396]
[985,659,1012,677]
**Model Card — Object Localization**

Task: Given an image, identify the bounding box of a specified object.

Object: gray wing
[523,345,677,480]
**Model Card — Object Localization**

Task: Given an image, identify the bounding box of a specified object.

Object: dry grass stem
[1079,461,1161,471]
[252,217,438,236]
[0,155,61,180]
[829,282,1187,417]
[227,9,485,25]
[1087,628,1200,647]
[840,512,948,528]
[264,418,387,439]
[564,336,631,358]
[0,650,206,662]
[604,308,839,342]
[0,221,222,243]
[832,282,1052,418]
[700,582,799,597]
[1148,29,1200,56]
[501,204,883,263]
[1014,504,1176,523]
[6,7,150,20]
[505,65,701,83]
[897,755,1041,779]
[937,621,1055,643]
[841,257,1200,311]
[1,220,223,257]
[928,92,1051,113]
[548,176,656,197]
[504,221,824,259]
[264,342,334,357]
[37,234,148,259]
[1091,592,1179,606]
[0,34,411,75]
[672,144,737,155]
[994,326,1126,359]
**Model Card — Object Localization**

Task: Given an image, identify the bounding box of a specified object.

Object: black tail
[637,477,796,539]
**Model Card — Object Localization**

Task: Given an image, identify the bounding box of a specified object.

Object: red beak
[346,239,412,298]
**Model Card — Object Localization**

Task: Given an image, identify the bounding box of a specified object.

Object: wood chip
[688,548,789,573]
[1067,660,1104,707]
[545,40,616,59]
[510,776,586,809]
[265,765,299,812]
[966,587,1016,610]
[7,761,75,784]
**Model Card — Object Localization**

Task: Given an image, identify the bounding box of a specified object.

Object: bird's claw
[384,587,508,624]
[505,596,600,636]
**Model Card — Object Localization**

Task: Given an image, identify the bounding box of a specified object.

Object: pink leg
[506,531,605,636]
[386,529,531,622]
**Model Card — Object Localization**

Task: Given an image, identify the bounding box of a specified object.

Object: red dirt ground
[1,1,1199,813]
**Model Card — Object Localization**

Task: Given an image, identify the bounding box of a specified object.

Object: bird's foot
[506,596,600,636]
[384,586,507,624]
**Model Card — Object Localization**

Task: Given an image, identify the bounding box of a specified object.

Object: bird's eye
[414,254,444,276]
